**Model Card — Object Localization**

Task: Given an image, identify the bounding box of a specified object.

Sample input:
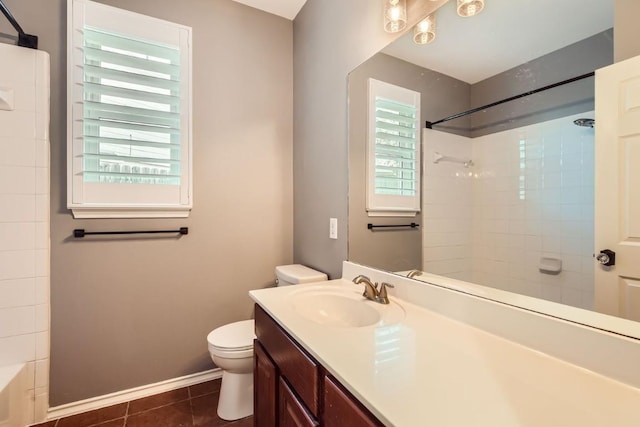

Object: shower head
[574,118,595,128]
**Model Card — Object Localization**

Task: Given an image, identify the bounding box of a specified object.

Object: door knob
[596,249,616,266]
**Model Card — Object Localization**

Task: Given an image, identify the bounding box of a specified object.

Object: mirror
[348,0,625,325]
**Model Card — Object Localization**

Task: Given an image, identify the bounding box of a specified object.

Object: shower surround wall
[0,43,51,423]
[423,112,594,309]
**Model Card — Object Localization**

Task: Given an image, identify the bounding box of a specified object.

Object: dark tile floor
[33,379,253,427]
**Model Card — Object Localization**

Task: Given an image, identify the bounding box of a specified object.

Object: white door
[595,54,640,320]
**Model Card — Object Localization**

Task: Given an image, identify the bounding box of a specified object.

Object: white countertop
[250,279,640,427]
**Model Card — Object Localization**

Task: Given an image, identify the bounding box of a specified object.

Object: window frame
[366,78,421,217]
[66,0,193,218]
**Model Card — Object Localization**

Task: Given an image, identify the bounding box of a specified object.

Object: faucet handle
[378,282,395,300]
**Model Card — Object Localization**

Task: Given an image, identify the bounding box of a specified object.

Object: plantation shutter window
[367,79,421,216]
[67,0,192,218]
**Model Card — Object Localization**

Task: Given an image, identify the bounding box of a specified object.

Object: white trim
[367,210,417,218]
[43,369,221,422]
[71,206,191,219]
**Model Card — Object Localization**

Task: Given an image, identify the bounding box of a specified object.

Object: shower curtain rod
[0,0,37,49]
[425,71,595,129]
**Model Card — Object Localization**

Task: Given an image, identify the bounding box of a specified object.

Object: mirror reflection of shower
[422,111,595,310]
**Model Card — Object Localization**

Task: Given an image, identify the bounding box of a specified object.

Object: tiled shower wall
[422,129,474,281]
[423,112,595,309]
[471,112,595,309]
[0,43,50,423]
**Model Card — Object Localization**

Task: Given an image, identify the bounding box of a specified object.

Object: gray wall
[1,0,293,405]
[469,30,613,137]
[293,0,448,278]
[347,53,470,272]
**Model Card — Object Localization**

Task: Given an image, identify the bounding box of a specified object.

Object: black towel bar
[367,223,419,230]
[73,228,188,238]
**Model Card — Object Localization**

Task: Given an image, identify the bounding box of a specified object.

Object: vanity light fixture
[413,13,436,45]
[457,0,485,17]
[383,0,407,33]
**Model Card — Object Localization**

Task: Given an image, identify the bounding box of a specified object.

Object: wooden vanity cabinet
[254,304,383,427]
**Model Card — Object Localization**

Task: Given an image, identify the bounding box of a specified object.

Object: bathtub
[0,364,27,427]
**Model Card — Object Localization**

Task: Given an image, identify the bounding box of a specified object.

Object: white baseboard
[44,369,222,422]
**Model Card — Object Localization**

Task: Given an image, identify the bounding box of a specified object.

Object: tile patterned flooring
[33,379,253,427]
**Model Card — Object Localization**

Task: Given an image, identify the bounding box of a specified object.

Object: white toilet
[206,264,328,421]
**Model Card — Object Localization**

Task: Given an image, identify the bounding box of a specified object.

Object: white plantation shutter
[367,79,421,215]
[82,28,182,185]
[68,0,192,218]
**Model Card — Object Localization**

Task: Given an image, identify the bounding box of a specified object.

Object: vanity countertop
[250,279,640,427]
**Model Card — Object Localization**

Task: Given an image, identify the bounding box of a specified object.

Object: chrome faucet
[406,269,423,278]
[352,275,395,304]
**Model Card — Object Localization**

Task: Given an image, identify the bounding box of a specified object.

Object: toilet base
[217,371,254,421]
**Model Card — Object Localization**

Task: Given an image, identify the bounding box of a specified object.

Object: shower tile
[35,167,48,195]
[35,222,49,250]
[508,220,527,235]
[35,358,49,388]
[0,195,35,223]
[0,136,35,167]
[6,83,36,113]
[35,331,49,360]
[0,250,36,280]
[34,139,49,168]
[35,249,49,278]
[561,153,584,171]
[0,223,36,251]
[0,110,35,139]
[542,172,562,189]
[35,110,48,141]
[35,303,48,332]
[0,334,35,365]
[541,188,562,205]
[541,220,563,237]
[562,288,583,307]
[0,306,35,337]
[0,166,35,194]
[562,255,583,273]
[541,283,562,303]
[35,277,49,305]
[543,155,563,173]
[0,278,35,309]
[35,194,48,222]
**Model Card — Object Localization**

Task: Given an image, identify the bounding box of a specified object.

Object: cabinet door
[254,340,277,427]
[279,378,319,427]
[324,376,383,427]
[255,305,320,416]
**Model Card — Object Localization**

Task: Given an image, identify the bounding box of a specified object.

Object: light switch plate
[329,217,338,239]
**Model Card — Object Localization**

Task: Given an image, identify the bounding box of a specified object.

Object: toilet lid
[207,319,255,351]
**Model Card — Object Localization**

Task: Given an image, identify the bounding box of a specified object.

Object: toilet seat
[207,319,255,356]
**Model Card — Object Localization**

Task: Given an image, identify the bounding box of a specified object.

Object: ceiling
[382,0,613,84]
[230,0,308,20]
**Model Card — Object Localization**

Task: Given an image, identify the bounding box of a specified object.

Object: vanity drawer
[255,304,320,416]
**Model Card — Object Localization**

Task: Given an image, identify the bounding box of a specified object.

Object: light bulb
[413,14,436,45]
[383,0,407,33]
[457,0,485,17]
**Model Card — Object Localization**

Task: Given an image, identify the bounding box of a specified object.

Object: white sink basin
[288,285,405,328]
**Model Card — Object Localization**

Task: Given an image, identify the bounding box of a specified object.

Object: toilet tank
[275,264,328,286]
